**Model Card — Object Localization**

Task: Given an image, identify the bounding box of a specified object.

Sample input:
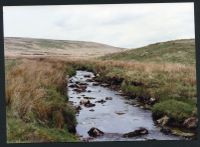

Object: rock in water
[84,74,91,78]
[105,97,113,100]
[88,127,104,137]
[80,99,90,105]
[75,105,82,112]
[160,127,172,135]
[85,103,96,108]
[183,117,198,129]
[95,99,106,104]
[92,82,99,86]
[123,127,148,138]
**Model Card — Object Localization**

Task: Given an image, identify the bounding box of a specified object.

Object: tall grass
[6,57,197,141]
[6,58,77,143]
[65,59,197,125]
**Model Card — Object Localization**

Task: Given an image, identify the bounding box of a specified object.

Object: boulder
[115,112,125,115]
[73,88,86,93]
[69,84,76,88]
[148,97,157,105]
[83,96,95,100]
[75,81,80,84]
[92,82,100,86]
[84,74,91,78]
[86,79,95,82]
[88,127,104,137]
[157,115,169,126]
[75,105,82,112]
[105,97,113,100]
[85,103,96,108]
[95,99,106,104]
[160,127,172,135]
[123,127,148,138]
[78,82,88,86]
[183,117,198,129]
[101,83,110,87]
[80,99,90,105]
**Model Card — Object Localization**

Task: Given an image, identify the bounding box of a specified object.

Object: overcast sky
[3,3,195,48]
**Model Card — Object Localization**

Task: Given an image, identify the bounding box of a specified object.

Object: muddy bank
[68,70,185,141]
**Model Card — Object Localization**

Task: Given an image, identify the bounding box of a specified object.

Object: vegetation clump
[6,58,78,143]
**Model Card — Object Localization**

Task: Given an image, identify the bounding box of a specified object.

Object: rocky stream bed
[68,70,185,141]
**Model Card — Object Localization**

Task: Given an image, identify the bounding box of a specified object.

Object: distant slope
[4,37,125,59]
[101,39,196,64]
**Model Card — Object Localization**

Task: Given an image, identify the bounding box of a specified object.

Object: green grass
[66,59,197,127]
[101,39,195,64]
[6,59,78,143]
[152,99,196,123]
[7,116,77,143]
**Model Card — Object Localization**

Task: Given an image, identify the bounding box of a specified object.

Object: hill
[4,37,125,59]
[101,39,196,64]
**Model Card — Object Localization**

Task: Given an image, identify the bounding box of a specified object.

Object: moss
[152,99,196,122]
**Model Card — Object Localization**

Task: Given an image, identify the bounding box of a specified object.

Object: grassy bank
[99,39,197,132]
[65,59,197,131]
[5,54,197,141]
[6,58,78,143]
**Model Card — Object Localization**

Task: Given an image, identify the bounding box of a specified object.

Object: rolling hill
[101,39,196,64]
[4,37,125,59]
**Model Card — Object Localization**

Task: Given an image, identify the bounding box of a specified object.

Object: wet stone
[83,96,95,100]
[88,127,104,137]
[115,112,125,115]
[85,103,96,108]
[92,82,100,86]
[105,97,113,100]
[95,99,106,104]
[84,74,91,78]
[123,128,149,138]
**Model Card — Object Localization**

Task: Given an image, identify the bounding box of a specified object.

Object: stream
[68,70,182,141]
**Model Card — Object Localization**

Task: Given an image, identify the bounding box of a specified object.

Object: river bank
[68,70,196,141]
[5,58,197,142]
[6,59,78,143]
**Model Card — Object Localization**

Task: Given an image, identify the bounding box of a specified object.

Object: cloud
[3,3,195,48]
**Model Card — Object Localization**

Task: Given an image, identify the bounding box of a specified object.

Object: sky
[3,3,195,48]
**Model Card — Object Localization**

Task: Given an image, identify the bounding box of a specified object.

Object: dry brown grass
[64,59,196,85]
[5,57,197,141]
[6,58,77,142]
[6,58,67,119]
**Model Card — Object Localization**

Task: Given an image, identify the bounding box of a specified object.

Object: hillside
[4,37,125,59]
[101,39,196,64]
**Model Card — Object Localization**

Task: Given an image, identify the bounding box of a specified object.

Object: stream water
[68,70,182,141]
